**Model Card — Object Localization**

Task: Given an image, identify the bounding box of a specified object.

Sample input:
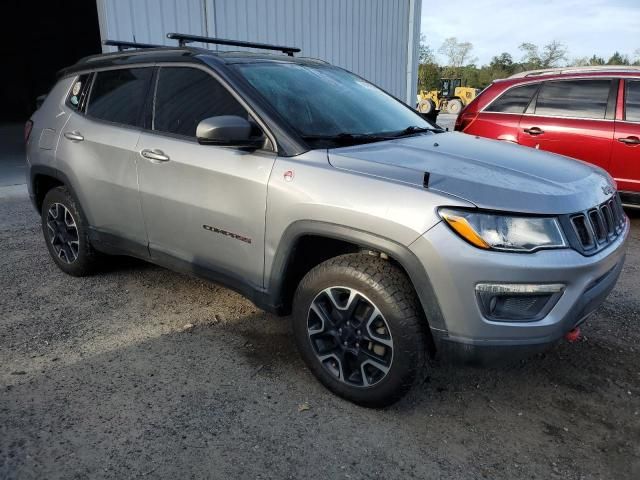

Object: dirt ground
[1,186,639,479]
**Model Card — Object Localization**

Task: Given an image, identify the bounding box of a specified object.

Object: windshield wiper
[301,126,443,147]
[300,132,392,145]
[391,125,444,137]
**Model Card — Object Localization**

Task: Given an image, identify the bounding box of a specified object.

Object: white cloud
[421,0,640,65]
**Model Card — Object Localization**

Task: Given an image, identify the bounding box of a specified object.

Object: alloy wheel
[307,287,394,387]
[46,203,80,264]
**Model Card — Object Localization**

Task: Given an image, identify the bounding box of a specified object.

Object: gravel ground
[435,113,457,131]
[1,186,639,479]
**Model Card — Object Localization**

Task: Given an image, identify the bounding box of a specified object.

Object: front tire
[292,253,428,407]
[418,99,435,114]
[41,186,100,276]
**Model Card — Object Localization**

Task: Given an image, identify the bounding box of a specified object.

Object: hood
[328,132,614,214]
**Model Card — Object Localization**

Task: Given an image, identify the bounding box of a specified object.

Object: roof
[508,65,640,79]
[59,46,328,78]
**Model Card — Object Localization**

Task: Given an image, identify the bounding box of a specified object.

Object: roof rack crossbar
[166,32,300,56]
[103,40,164,51]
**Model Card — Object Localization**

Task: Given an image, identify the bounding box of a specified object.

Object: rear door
[517,79,616,171]
[135,66,276,289]
[56,67,153,253]
[469,83,540,142]
[610,79,640,193]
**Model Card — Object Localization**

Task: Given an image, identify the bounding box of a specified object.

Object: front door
[610,79,640,193]
[518,79,616,172]
[136,66,276,289]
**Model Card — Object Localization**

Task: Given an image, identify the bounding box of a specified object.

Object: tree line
[418,37,640,92]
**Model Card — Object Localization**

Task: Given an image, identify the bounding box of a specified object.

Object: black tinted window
[154,67,248,137]
[485,83,538,113]
[626,81,640,122]
[535,80,611,119]
[67,74,91,111]
[87,68,152,126]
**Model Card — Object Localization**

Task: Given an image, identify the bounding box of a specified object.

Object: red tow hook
[565,327,581,343]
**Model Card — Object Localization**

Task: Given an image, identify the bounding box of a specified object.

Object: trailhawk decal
[203,224,252,244]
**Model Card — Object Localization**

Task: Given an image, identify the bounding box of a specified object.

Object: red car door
[610,79,640,193]
[518,79,616,172]
[467,83,540,142]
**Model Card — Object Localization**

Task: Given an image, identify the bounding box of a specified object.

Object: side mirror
[196,115,264,149]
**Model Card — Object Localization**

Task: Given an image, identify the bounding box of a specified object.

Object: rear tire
[41,186,100,276]
[292,253,428,407]
[447,99,463,114]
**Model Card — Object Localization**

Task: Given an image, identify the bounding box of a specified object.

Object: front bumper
[410,217,629,361]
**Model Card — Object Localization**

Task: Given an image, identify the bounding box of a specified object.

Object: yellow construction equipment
[417,78,479,115]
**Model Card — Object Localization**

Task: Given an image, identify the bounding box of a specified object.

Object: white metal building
[95,0,422,104]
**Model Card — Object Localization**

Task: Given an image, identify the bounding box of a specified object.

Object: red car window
[625,80,640,122]
[485,83,539,114]
[534,80,610,119]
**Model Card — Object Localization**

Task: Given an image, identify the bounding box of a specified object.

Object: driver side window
[153,67,249,137]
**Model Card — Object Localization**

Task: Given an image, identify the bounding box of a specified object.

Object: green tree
[416,35,440,92]
[418,35,436,64]
[488,52,517,78]
[438,37,477,77]
[571,55,605,67]
[607,51,630,65]
[519,41,567,69]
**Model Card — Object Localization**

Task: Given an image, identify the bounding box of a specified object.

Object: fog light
[476,283,565,322]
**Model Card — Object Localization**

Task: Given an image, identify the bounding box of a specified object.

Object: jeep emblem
[601,184,614,196]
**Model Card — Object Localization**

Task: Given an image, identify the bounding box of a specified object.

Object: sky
[420,0,640,66]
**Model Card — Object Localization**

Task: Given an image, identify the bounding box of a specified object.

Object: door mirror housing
[196,115,264,149]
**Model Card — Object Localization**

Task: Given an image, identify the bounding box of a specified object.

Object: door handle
[140,149,170,163]
[523,127,544,136]
[618,136,640,145]
[63,131,84,142]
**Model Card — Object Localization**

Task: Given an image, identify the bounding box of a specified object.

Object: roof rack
[166,32,300,56]
[103,40,164,51]
[509,65,640,79]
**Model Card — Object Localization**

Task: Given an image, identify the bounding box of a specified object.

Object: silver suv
[26,35,629,407]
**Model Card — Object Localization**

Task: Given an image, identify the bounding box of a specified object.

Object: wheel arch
[267,220,447,337]
[30,165,83,217]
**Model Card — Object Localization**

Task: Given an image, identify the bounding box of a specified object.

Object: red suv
[455,67,640,205]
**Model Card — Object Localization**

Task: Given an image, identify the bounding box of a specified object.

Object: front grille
[566,195,626,255]
[570,215,593,248]
[601,202,614,235]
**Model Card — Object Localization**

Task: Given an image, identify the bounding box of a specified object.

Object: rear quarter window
[484,83,539,113]
[66,74,91,111]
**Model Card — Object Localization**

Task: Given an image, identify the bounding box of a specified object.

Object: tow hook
[565,327,581,343]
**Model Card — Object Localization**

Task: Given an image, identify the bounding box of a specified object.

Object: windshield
[235,62,436,147]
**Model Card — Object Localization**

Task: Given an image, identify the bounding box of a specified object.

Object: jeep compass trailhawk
[25,34,629,407]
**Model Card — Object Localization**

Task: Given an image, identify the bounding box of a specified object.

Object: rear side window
[625,80,640,122]
[153,67,248,137]
[535,80,611,119]
[66,74,91,111]
[485,83,538,113]
[86,68,152,126]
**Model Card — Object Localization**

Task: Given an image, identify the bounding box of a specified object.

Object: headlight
[439,208,567,252]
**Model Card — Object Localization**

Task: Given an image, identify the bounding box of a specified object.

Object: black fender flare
[267,220,447,332]
[29,165,83,218]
